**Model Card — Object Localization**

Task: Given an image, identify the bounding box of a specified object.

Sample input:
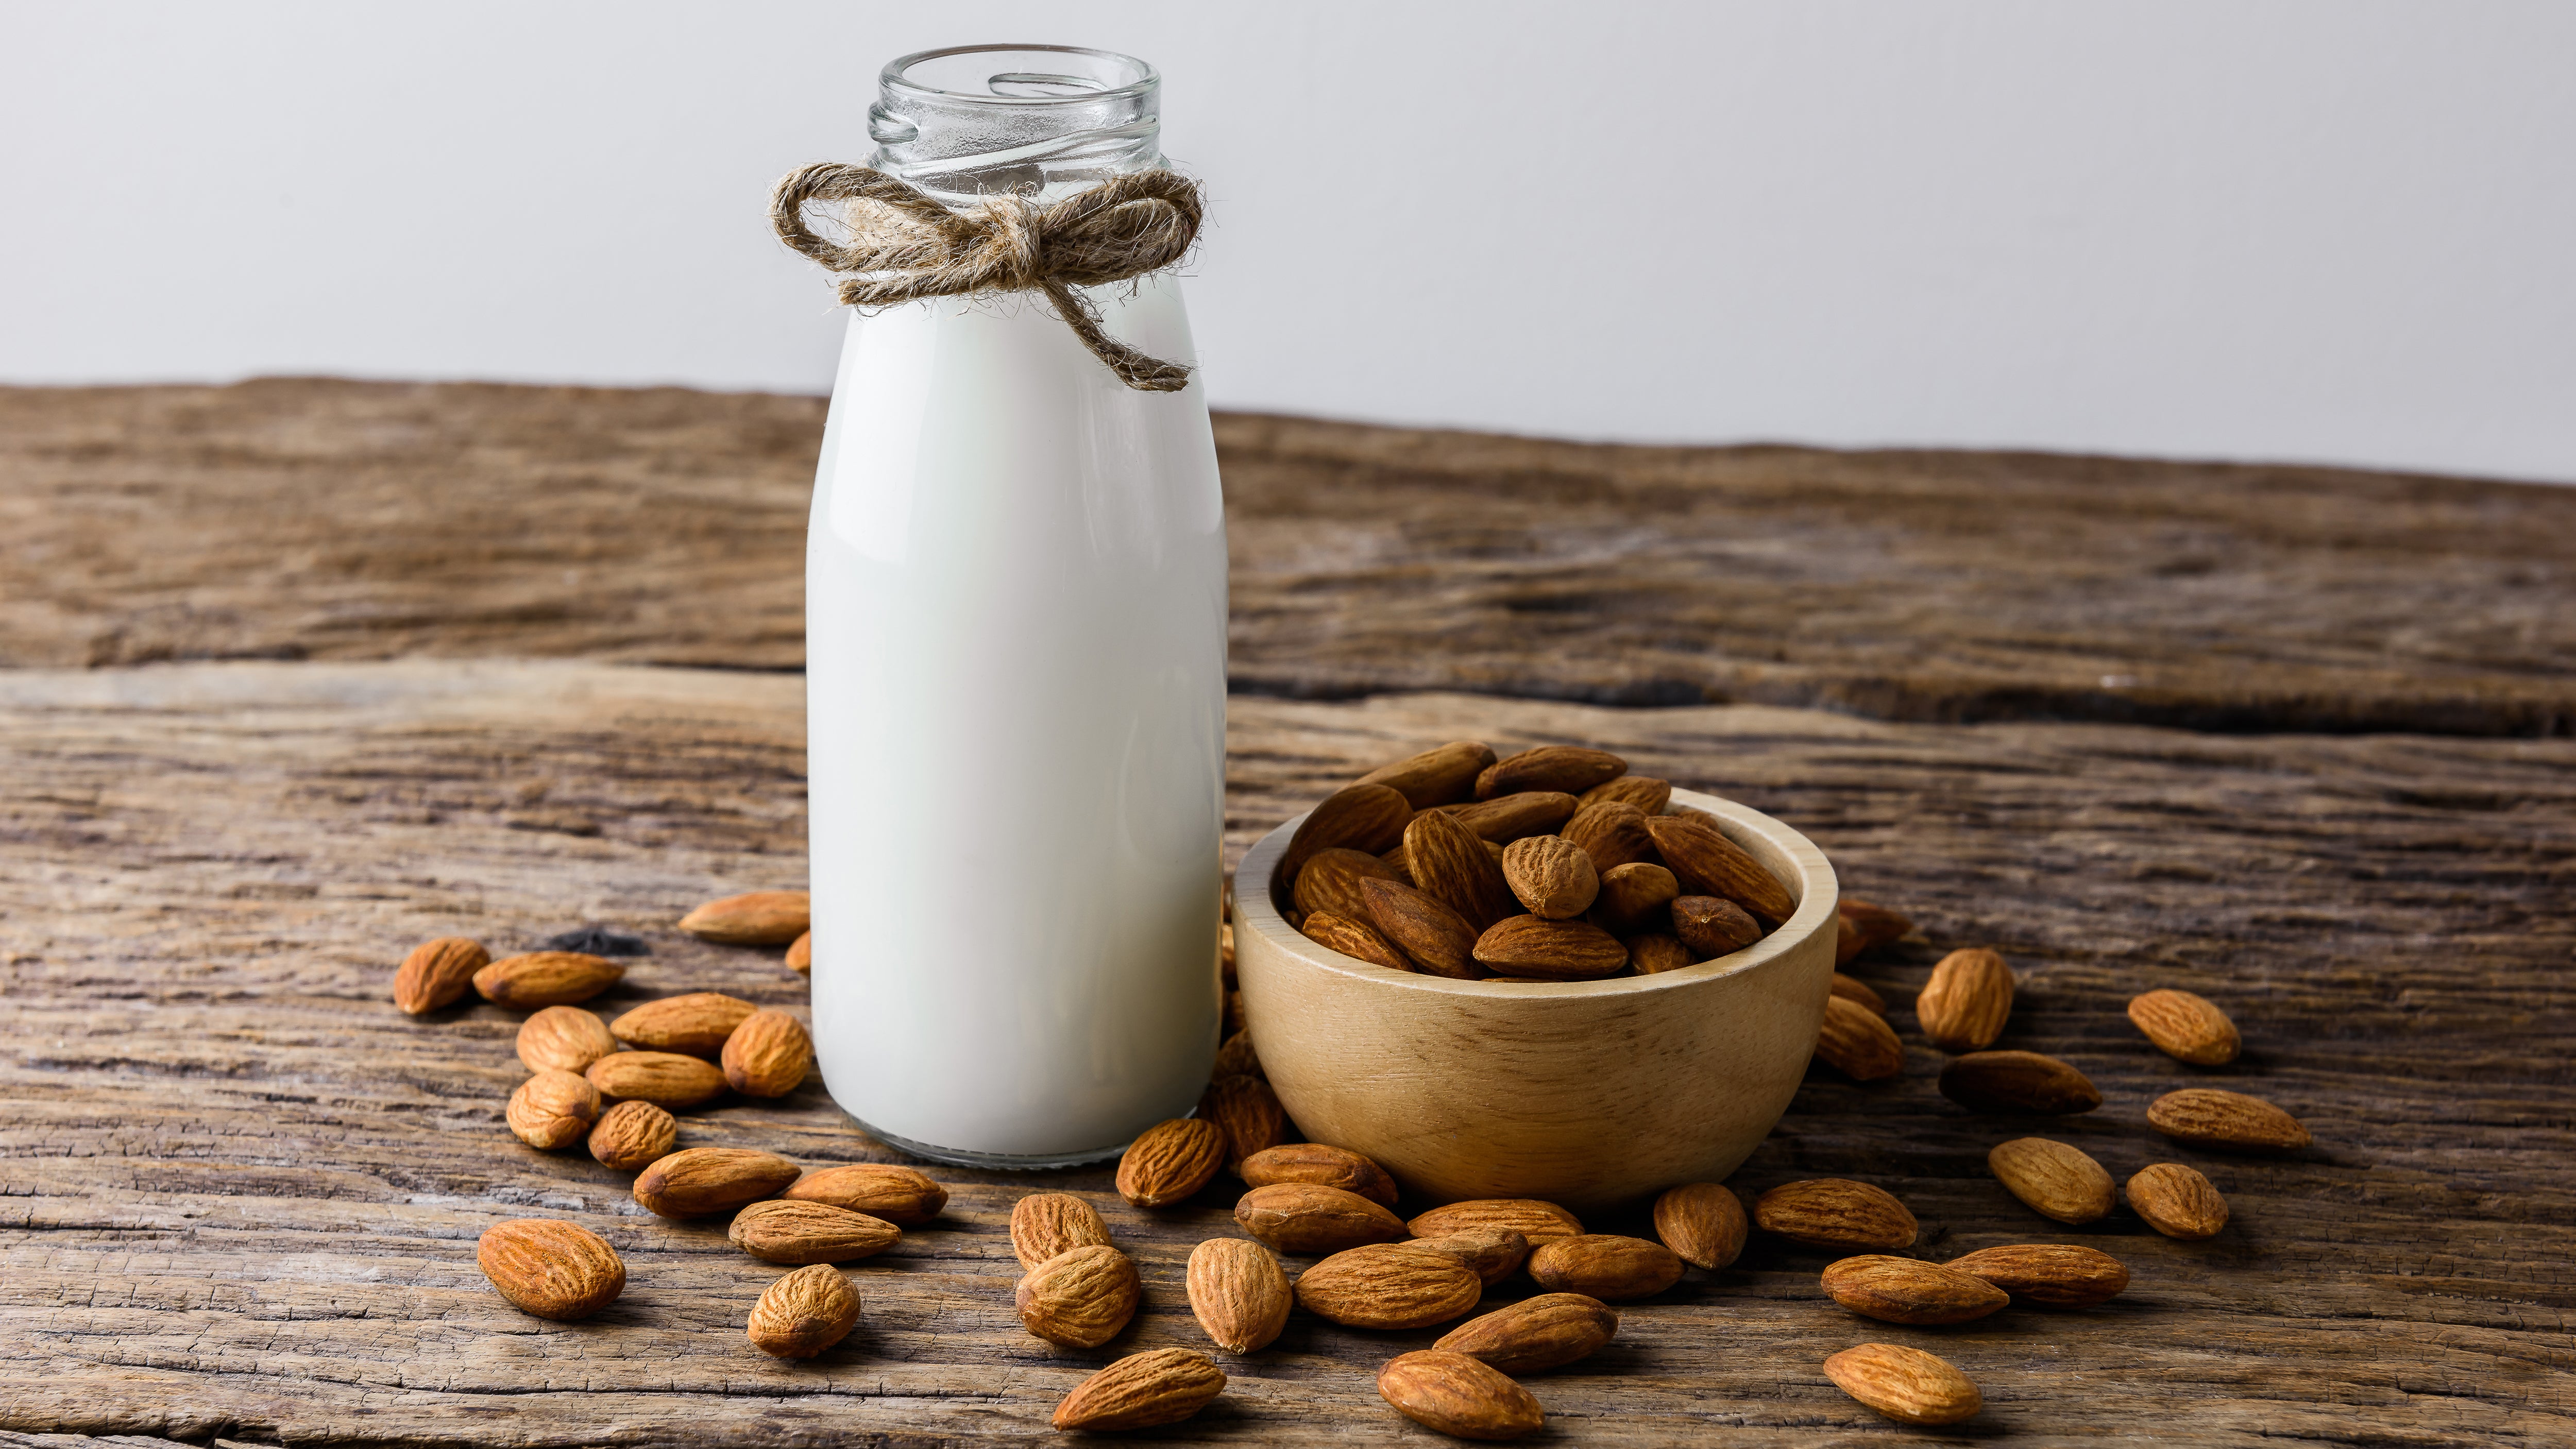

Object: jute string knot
[769,162,1204,393]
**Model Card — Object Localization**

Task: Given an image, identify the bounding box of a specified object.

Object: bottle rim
[880,44,1159,108]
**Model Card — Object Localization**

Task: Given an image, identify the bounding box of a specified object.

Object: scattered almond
[1752,1180,1917,1251]
[395,936,488,1014]
[1914,947,2012,1052]
[1628,934,1693,974]
[1526,1234,1684,1300]
[1295,1242,1483,1329]
[1436,1292,1618,1373]
[1501,833,1601,919]
[679,889,810,946]
[1117,1118,1228,1207]
[1011,1192,1113,1271]
[1357,740,1497,810]
[1814,994,1905,1080]
[1472,916,1628,981]
[1053,1347,1228,1431]
[1580,772,1671,815]
[631,1146,800,1219]
[1988,1137,2115,1224]
[1938,1050,2103,1115]
[476,1218,624,1321]
[1442,790,1579,842]
[782,1163,948,1225]
[728,1199,901,1264]
[1560,800,1657,874]
[1016,1243,1142,1348]
[1590,861,1680,934]
[1279,784,1414,888]
[505,1068,603,1150]
[1823,1342,1981,1426]
[517,1004,618,1074]
[1820,1255,2007,1324]
[586,1098,676,1172]
[1185,1237,1292,1354]
[586,1049,727,1110]
[1837,898,1912,956]
[1378,1349,1545,1441]
[1671,895,1760,959]
[1946,1243,2129,1307]
[1235,1182,1407,1254]
[1829,973,1886,1015]
[1213,1028,1264,1079]
[1409,1198,1585,1243]
[1358,878,1482,977]
[1300,910,1416,971]
[1201,1074,1290,1171]
[1642,815,1794,924]
[2126,1162,2229,1239]
[2128,988,2242,1065]
[609,992,757,1057]
[1241,1142,1399,1207]
[1412,1229,1533,1285]
[747,1263,859,1358]
[2148,1088,2312,1150]
[1652,1182,1748,1270]
[1834,912,1866,966]
[784,930,811,973]
[721,1009,814,1098]
[1294,846,1403,921]
[472,951,623,1009]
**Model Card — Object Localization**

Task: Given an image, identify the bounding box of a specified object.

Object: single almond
[1357,740,1497,809]
[782,1163,947,1225]
[609,992,758,1058]
[1915,947,2013,1052]
[1300,910,1416,971]
[2128,988,2241,1065]
[1671,895,1761,959]
[517,1005,618,1074]
[678,889,810,946]
[1200,1075,1290,1172]
[1294,847,1404,922]
[784,929,811,973]
[1406,808,1521,930]
[1938,1050,2102,1115]
[1011,1192,1113,1271]
[1820,1255,2008,1324]
[1212,1028,1265,1079]
[1241,1142,1398,1207]
[1278,784,1414,889]
[1225,988,1244,1036]
[721,1009,814,1098]
[1294,1242,1483,1328]
[1476,745,1627,800]
[1117,1118,1228,1207]
[1441,791,1579,842]
[1642,816,1794,924]
[1185,1237,1292,1354]
[1409,1198,1584,1242]
[746,1262,859,1358]
[728,1199,901,1265]
[632,1146,800,1219]
[1560,800,1658,874]
[2148,1088,2311,1150]
[586,1099,676,1172]
[1219,918,1236,984]
[1946,1243,2129,1307]
[1835,911,1866,966]
[1752,1180,1918,1251]
[2125,1163,2228,1239]
[1579,774,1670,814]
[472,951,623,1009]
[1053,1347,1228,1431]
[1526,1234,1684,1300]
[1234,1182,1406,1254]
[505,1069,603,1151]
[1378,1349,1545,1441]
[1590,861,1679,934]
[1988,1137,2115,1224]
[1411,1229,1532,1285]
[1829,973,1886,1015]
[1837,898,1912,953]
[1626,933,1693,975]
[1436,1292,1618,1373]
[1500,834,1600,919]
[1472,916,1628,981]
[395,936,488,1014]
[586,1050,727,1110]
[1016,1243,1142,1348]
[1358,878,1482,977]
[1823,1342,1982,1426]
[477,1218,624,1321]
[1652,1182,1747,1270]
[1814,994,1906,1081]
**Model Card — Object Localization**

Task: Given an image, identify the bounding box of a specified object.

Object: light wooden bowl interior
[1232,787,1838,1214]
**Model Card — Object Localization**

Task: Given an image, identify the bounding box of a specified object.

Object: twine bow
[769,162,1204,393]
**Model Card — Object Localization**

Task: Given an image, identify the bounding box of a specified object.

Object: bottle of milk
[803,45,1226,1165]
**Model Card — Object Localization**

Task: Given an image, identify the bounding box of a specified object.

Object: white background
[5,2,2572,482]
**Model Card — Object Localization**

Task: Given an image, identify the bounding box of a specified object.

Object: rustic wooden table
[3,382,2571,1447]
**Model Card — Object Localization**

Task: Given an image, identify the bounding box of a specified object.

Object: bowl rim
[1234,786,1839,1000]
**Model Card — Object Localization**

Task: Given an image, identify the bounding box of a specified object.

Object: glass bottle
[803,45,1225,1166]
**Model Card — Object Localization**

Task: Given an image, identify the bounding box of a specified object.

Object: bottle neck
[868,45,1163,203]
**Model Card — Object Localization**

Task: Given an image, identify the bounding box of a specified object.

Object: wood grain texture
[4,660,2571,1445]
[5,380,2572,734]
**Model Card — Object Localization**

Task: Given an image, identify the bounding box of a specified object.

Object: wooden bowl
[1232,788,1837,1214]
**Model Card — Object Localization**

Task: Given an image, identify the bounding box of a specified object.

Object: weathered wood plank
[4,381,2571,734]
[3,661,2571,1445]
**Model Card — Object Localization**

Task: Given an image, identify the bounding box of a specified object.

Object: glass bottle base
[848,1114,1132,1171]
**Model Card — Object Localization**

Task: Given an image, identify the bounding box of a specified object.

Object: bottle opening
[870,44,1163,199]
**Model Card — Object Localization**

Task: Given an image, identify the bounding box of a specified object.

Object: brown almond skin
[632,1147,801,1219]
[505,1069,603,1151]
[1235,1182,1407,1254]
[1117,1118,1228,1208]
[394,936,488,1014]
[784,930,811,974]
[1186,1238,1291,1354]
[1016,1243,1142,1349]
[1947,1243,2130,1307]
[1988,1137,2116,1224]
[1829,973,1887,1015]
[1916,947,2013,1052]
[1835,912,1866,966]
[1241,1143,1399,1207]
[608,992,758,1057]
[1410,1199,1584,1242]
[1501,833,1600,919]
[1475,745,1626,800]
[1591,861,1680,934]
[782,1164,947,1225]
[1472,916,1628,981]
[472,951,623,1009]
[2148,1087,2313,1150]
[477,1218,624,1321]
[1412,1229,1532,1285]
[728,1199,901,1265]
[1012,1192,1112,1271]
[1378,1349,1545,1441]
[1213,1028,1264,1079]
[1580,774,1671,814]
[1294,847,1404,922]
[517,1005,618,1074]
[1627,934,1694,975]
[678,889,810,946]
[1820,1255,2008,1324]
[1357,740,1496,810]
[1815,994,1906,1081]
[721,1009,815,1098]
[1839,897,1913,951]
[1278,785,1414,890]
[1527,1234,1684,1300]
[1642,815,1795,924]
[747,1263,859,1358]
[1295,1243,1484,1328]
[1407,808,1521,930]
[2128,988,2242,1065]
[586,1050,727,1110]
[1436,1292,1618,1373]
[1053,1347,1228,1431]
[1653,1182,1747,1270]
[1671,895,1761,959]
[1753,1180,1918,1251]
[1300,910,1416,972]
[1201,1075,1289,1172]
[1824,1342,1982,1426]
[586,1099,676,1172]
[1938,1050,2103,1114]
[1359,878,1483,978]
[1441,791,1579,842]
[1560,800,1657,874]
[2126,1162,2229,1239]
